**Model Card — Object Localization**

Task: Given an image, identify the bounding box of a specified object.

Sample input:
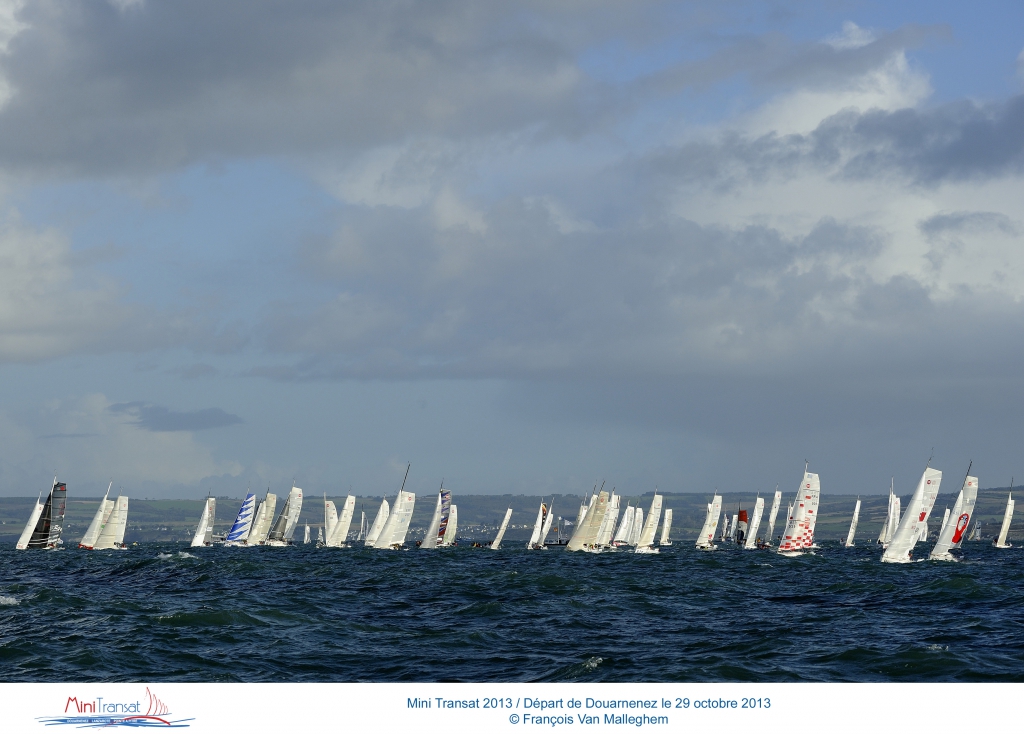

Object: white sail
[441,505,458,546]
[16,494,44,550]
[696,495,722,549]
[420,492,444,549]
[878,484,894,544]
[595,494,620,547]
[224,492,256,544]
[287,488,303,539]
[79,484,112,549]
[316,526,324,545]
[659,508,673,545]
[365,498,390,546]
[191,497,216,547]
[94,496,128,550]
[539,503,555,545]
[374,490,416,549]
[491,507,513,549]
[765,489,782,546]
[930,475,978,560]
[303,525,310,544]
[744,497,765,549]
[888,496,901,544]
[628,507,644,546]
[720,513,729,541]
[324,498,338,539]
[635,494,662,552]
[994,493,1014,548]
[613,506,635,545]
[357,511,367,541]
[327,495,356,547]
[574,498,589,531]
[528,502,548,548]
[844,499,861,548]
[567,491,609,552]
[881,467,942,563]
[778,471,820,553]
[938,507,951,537]
[730,513,740,542]
[247,493,277,545]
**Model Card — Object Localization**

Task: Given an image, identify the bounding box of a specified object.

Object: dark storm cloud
[255,200,901,381]
[109,401,242,431]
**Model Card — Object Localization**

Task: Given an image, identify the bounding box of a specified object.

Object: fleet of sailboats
[8,461,1020,558]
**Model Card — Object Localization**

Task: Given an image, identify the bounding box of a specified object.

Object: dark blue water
[2,542,1023,682]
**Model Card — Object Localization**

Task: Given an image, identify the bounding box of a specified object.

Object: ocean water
[1,541,1023,682]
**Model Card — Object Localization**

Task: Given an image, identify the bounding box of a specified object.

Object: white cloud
[0,393,242,492]
[745,51,931,136]
[0,210,129,361]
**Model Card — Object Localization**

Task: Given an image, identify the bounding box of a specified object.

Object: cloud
[108,401,242,431]
[0,210,127,361]
[0,394,242,490]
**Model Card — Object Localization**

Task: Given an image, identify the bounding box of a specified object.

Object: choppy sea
[1,541,1022,682]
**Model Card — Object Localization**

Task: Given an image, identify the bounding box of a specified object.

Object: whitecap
[178,552,197,559]
[0,595,19,606]
[582,656,603,671]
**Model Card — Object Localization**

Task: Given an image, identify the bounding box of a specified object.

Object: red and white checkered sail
[778,471,819,553]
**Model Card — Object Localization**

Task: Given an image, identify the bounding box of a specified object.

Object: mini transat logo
[37,687,193,728]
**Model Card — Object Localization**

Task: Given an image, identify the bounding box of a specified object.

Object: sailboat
[91,495,129,550]
[696,495,723,550]
[16,477,67,550]
[420,487,451,549]
[843,499,861,548]
[743,497,764,550]
[527,501,549,549]
[634,493,663,554]
[79,482,113,550]
[994,485,1014,549]
[595,492,620,549]
[567,491,609,552]
[364,498,390,546]
[246,491,278,545]
[303,525,310,544]
[316,526,324,546]
[490,508,513,549]
[733,507,748,545]
[659,508,673,546]
[325,495,356,547]
[190,497,216,547]
[881,466,942,563]
[628,508,644,548]
[372,464,415,550]
[374,490,416,550]
[761,487,782,548]
[324,497,338,541]
[967,521,980,541]
[265,486,303,547]
[930,469,978,561]
[612,505,635,548]
[539,503,555,546]
[877,479,901,547]
[356,511,367,542]
[778,467,820,555]
[223,491,257,546]
[440,505,458,546]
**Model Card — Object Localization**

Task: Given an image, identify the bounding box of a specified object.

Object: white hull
[634,546,659,554]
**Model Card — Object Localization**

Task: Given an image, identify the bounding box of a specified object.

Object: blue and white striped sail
[226,493,256,542]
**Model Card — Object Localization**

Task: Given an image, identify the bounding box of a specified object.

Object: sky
[0,0,1023,499]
